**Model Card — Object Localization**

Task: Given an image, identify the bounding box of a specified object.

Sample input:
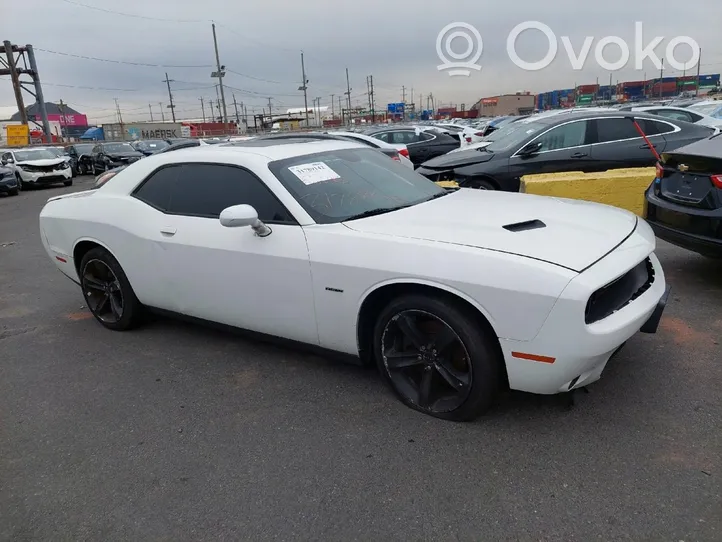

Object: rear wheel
[79,247,143,331]
[9,187,19,196]
[373,294,501,421]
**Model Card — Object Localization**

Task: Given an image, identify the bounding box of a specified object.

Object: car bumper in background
[0,176,18,192]
[19,168,72,184]
[499,222,667,395]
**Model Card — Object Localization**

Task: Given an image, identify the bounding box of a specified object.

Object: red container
[577,84,599,93]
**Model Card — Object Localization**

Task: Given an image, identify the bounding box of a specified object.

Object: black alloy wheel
[466,178,495,190]
[374,295,501,421]
[79,247,143,331]
[381,309,472,413]
[15,173,22,192]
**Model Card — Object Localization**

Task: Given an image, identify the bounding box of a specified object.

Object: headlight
[60,162,69,169]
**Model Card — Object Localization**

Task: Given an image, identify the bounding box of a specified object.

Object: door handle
[571,152,588,158]
[640,143,656,149]
[160,227,176,236]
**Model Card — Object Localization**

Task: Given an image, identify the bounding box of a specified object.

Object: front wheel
[373,294,502,421]
[464,178,496,190]
[79,247,143,331]
[63,179,73,186]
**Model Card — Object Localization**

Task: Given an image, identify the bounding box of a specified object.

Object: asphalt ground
[1,176,721,541]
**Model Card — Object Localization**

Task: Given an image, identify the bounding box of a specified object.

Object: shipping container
[100,122,184,141]
[576,94,593,104]
[577,84,599,94]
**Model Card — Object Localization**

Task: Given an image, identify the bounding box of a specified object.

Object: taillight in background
[465,137,472,143]
[93,171,118,189]
[474,132,484,137]
[391,152,401,162]
[399,148,410,159]
[711,174,722,189]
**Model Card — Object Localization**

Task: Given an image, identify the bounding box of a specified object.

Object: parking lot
[1,177,721,540]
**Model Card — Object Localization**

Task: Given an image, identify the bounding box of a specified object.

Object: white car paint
[327,130,413,169]
[39,141,666,401]
[0,148,72,185]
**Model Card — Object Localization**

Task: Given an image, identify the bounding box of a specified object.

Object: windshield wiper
[343,206,410,221]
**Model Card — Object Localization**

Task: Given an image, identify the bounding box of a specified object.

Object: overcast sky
[1,0,719,124]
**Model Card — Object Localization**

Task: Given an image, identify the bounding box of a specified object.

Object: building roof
[10,102,82,121]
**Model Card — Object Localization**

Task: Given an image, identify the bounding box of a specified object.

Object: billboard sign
[387,102,405,114]
[5,124,30,146]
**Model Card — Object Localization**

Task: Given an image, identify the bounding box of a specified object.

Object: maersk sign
[101,122,183,141]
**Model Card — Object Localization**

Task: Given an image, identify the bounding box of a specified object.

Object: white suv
[0,147,73,190]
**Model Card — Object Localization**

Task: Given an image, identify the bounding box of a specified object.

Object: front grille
[585,258,655,324]
[21,164,65,173]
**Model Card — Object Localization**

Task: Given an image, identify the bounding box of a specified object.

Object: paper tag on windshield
[288,162,340,185]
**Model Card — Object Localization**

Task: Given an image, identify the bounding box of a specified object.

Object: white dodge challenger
[39,139,670,421]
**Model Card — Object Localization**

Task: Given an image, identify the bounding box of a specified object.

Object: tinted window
[390,131,419,144]
[535,120,588,151]
[419,131,435,141]
[372,132,391,143]
[594,118,643,143]
[268,147,445,224]
[134,164,293,222]
[651,109,693,122]
[133,165,178,211]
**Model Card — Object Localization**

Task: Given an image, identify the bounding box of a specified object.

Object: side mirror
[219,204,272,237]
[519,141,542,156]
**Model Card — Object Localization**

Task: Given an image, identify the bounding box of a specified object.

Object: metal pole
[345,68,352,125]
[232,94,240,124]
[300,52,310,127]
[25,44,52,141]
[159,102,165,122]
[199,97,205,123]
[149,103,154,122]
[58,99,68,142]
[3,41,28,130]
[659,58,664,99]
[211,23,228,124]
[370,75,375,122]
[164,72,176,122]
[696,48,702,97]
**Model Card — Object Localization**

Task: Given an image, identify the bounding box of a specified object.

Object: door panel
[152,216,318,344]
[589,118,664,170]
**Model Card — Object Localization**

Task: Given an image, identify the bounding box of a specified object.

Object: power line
[59,0,205,23]
[34,47,212,68]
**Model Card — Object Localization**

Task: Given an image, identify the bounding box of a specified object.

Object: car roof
[213,139,366,160]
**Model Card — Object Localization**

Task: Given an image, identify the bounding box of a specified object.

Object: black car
[482,115,528,137]
[644,136,722,258]
[131,139,171,156]
[416,112,716,191]
[63,143,96,175]
[0,165,19,196]
[90,142,144,175]
[363,126,459,166]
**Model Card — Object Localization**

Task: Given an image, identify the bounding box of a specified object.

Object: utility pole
[299,52,310,127]
[114,98,125,140]
[2,41,28,129]
[163,72,176,122]
[345,68,352,125]
[338,96,343,123]
[267,97,273,123]
[149,103,154,122]
[58,99,69,141]
[659,58,664,99]
[207,99,213,122]
[369,75,375,123]
[211,23,228,124]
[159,102,165,122]
[232,93,240,124]
[331,94,335,119]
[696,48,702,97]
[315,97,322,126]
[199,97,206,123]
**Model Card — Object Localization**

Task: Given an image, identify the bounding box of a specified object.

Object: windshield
[74,144,94,153]
[45,147,65,156]
[103,143,135,153]
[485,121,546,152]
[689,103,722,117]
[134,140,170,151]
[14,149,59,161]
[268,147,445,224]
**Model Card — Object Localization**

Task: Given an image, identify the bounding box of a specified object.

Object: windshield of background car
[103,143,135,153]
[689,103,722,117]
[75,144,94,153]
[135,140,170,151]
[268,147,445,224]
[15,149,58,161]
[485,121,546,152]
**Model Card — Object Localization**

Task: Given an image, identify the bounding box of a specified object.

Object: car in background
[481,116,527,137]
[364,126,459,166]
[0,147,73,190]
[629,105,722,130]
[90,142,144,175]
[131,139,171,156]
[0,163,19,196]
[644,135,722,258]
[91,138,210,189]
[44,147,74,173]
[687,100,722,119]
[64,143,96,175]
[416,112,716,191]
[39,139,668,421]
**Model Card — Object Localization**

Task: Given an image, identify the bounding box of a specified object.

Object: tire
[373,294,501,421]
[9,187,19,196]
[79,247,143,331]
[91,163,97,176]
[63,179,73,186]
[15,173,25,191]
[464,178,496,190]
[78,162,86,175]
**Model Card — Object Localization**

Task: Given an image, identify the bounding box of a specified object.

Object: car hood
[17,158,66,166]
[420,149,495,169]
[343,189,638,272]
[107,152,143,159]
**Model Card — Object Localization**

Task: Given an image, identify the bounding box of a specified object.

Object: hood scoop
[503,219,546,232]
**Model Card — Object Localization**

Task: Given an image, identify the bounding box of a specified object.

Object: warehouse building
[471,93,535,117]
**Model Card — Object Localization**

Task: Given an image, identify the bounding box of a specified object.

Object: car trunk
[657,153,722,210]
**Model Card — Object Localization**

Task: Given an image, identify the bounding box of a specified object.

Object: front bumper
[18,168,72,184]
[0,175,18,192]
[500,221,668,395]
